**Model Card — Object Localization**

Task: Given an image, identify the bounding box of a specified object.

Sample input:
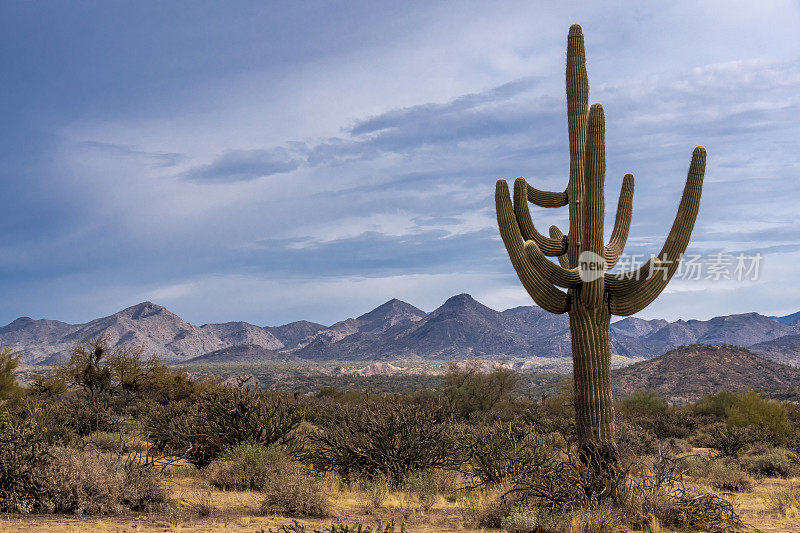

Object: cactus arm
[496,179,569,314]
[524,240,582,288]
[526,182,568,207]
[604,257,660,294]
[565,24,589,268]
[603,173,634,268]
[579,103,606,309]
[549,226,572,268]
[609,147,706,316]
[513,178,569,256]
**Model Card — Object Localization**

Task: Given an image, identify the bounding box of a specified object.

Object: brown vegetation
[2,336,800,532]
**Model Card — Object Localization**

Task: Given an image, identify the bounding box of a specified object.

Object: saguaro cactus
[495,25,706,462]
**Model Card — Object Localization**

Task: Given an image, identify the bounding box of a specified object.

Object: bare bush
[146,384,302,467]
[305,397,457,484]
[260,465,329,518]
[462,420,561,487]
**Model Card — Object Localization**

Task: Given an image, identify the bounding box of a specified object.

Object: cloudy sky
[2,1,799,326]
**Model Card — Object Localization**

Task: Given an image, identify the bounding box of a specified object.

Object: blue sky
[2,0,799,326]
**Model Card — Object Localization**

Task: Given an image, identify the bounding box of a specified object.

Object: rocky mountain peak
[441,293,477,308]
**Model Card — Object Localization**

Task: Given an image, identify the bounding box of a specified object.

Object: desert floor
[1,472,800,533]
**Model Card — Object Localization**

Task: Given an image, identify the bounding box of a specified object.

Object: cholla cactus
[495,24,706,459]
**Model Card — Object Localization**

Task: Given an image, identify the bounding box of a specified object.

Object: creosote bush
[205,444,294,491]
[739,447,796,478]
[689,458,753,492]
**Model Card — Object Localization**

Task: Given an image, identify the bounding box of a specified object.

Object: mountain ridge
[3,297,800,366]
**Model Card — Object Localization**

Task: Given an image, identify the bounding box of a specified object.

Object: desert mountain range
[3,294,800,366]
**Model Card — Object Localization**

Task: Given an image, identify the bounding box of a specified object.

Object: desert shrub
[29,373,68,398]
[740,448,796,478]
[651,409,698,439]
[267,520,406,533]
[508,443,628,511]
[260,465,329,518]
[146,384,302,467]
[0,347,22,401]
[567,503,624,533]
[441,362,521,421]
[460,490,514,528]
[119,462,167,511]
[500,501,561,533]
[615,420,658,457]
[403,470,439,512]
[360,475,390,510]
[695,390,793,446]
[62,395,123,435]
[83,430,128,453]
[0,403,51,513]
[20,446,167,515]
[463,420,560,486]
[137,362,202,404]
[305,397,457,484]
[689,458,752,492]
[618,390,667,419]
[626,449,744,532]
[205,444,293,491]
[767,483,800,517]
[697,422,758,457]
[34,447,123,515]
[726,390,793,445]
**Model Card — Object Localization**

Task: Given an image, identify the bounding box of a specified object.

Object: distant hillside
[187,344,284,364]
[750,334,800,367]
[612,344,800,401]
[4,296,800,366]
[770,311,800,325]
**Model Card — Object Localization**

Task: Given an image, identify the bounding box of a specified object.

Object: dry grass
[5,468,800,532]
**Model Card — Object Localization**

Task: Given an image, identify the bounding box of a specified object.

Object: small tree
[442,361,520,421]
[0,347,22,401]
[62,337,113,400]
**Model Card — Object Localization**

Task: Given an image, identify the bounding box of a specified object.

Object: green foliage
[689,458,753,492]
[740,448,796,478]
[205,444,294,491]
[0,402,51,512]
[725,390,793,445]
[694,390,793,448]
[442,362,520,421]
[699,423,757,457]
[61,337,114,399]
[0,347,22,401]
[617,390,667,418]
[29,373,67,398]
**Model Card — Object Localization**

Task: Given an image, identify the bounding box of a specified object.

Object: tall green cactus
[495,25,706,460]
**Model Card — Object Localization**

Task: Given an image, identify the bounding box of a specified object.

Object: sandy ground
[2,474,799,532]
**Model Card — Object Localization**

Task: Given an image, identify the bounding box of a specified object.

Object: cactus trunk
[494,24,706,489]
[568,300,614,448]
